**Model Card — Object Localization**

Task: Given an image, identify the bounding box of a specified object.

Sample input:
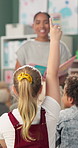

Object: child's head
[62,74,78,108]
[13,65,42,140]
[13,65,42,98]
[0,81,11,107]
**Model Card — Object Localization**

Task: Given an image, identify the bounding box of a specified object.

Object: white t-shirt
[0,96,60,148]
[16,40,71,66]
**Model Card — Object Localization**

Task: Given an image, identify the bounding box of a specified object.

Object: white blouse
[0,96,60,148]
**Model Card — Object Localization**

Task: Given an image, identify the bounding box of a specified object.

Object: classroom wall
[0,0,78,50]
[0,0,78,79]
[12,0,19,23]
[73,35,78,55]
[0,0,12,36]
[0,0,78,51]
[0,0,19,36]
[0,0,19,79]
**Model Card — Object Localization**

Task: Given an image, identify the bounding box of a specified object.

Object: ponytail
[18,79,37,141]
[13,65,42,141]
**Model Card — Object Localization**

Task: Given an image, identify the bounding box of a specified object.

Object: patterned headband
[14,65,42,77]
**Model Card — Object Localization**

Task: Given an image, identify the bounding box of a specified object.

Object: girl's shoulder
[0,112,8,120]
[0,113,10,129]
[0,109,18,124]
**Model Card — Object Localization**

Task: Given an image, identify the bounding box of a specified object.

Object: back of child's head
[0,81,11,115]
[65,74,78,106]
[0,89,10,103]
[13,65,42,140]
[0,81,8,89]
[13,65,42,98]
[0,81,10,103]
[33,11,50,21]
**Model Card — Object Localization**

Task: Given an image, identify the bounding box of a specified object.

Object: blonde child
[0,18,62,148]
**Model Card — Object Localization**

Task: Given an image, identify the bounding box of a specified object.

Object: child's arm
[46,18,62,105]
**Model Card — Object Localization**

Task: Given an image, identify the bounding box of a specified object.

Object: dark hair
[65,74,78,106]
[33,11,50,21]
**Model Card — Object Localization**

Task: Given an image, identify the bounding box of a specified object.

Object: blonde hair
[13,65,42,141]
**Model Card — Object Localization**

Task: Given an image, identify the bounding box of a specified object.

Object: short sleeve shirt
[0,96,60,148]
[16,40,71,66]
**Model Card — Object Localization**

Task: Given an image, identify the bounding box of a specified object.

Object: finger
[49,17,53,28]
[58,26,62,32]
[58,26,61,29]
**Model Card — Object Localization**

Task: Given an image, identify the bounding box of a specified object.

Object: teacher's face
[33,13,50,39]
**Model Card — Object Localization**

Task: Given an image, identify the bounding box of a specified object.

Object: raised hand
[49,17,62,41]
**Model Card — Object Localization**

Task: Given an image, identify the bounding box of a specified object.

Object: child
[56,74,78,148]
[0,18,62,148]
[0,81,11,116]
